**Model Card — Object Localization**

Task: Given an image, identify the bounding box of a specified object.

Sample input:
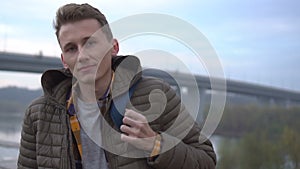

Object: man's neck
[78,69,112,103]
[95,69,113,99]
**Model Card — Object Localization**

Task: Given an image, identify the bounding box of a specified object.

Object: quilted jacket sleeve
[147,80,216,169]
[17,103,38,169]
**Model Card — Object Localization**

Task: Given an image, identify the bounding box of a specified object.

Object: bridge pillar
[180,86,206,125]
[256,96,273,107]
[285,99,291,109]
[197,88,207,124]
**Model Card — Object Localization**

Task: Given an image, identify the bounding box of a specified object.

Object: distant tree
[217,131,285,169]
[217,138,240,169]
[281,127,300,169]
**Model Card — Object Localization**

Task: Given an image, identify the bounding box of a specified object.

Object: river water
[0,113,223,169]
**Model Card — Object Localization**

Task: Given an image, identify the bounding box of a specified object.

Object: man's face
[59,19,113,84]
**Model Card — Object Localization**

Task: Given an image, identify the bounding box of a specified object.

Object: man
[18,3,216,169]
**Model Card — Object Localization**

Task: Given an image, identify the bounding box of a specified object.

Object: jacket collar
[111,55,142,98]
[41,55,142,98]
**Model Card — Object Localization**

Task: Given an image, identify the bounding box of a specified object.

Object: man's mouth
[77,64,96,72]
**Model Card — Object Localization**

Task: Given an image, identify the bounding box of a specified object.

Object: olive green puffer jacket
[18,56,216,169]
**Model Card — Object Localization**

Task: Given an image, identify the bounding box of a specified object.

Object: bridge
[1,50,300,119]
[1,51,300,101]
[1,51,299,169]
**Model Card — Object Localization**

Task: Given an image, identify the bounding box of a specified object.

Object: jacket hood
[41,55,142,97]
[111,55,142,98]
[41,68,72,96]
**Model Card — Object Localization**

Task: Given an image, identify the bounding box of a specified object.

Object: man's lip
[77,65,96,72]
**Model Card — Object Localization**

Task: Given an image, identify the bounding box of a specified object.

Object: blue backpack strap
[110,80,139,129]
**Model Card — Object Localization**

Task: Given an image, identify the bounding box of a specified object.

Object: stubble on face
[59,19,113,84]
[59,19,114,100]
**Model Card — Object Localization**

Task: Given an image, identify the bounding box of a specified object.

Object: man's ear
[111,39,119,57]
[61,54,68,68]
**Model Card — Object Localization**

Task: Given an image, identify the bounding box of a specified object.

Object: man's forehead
[58,19,104,40]
[58,20,108,46]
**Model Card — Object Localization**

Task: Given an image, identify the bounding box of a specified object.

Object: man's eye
[86,40,97,47]
[66,47,77,53]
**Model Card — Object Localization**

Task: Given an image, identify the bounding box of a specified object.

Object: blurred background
[0,0,300,168]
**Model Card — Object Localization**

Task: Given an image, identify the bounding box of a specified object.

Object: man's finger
[120,124,140,137]
[124,109,147,122]
[122,116,146,129]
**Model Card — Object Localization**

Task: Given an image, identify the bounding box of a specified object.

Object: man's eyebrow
[83,36,97,42]
[61,36,99,50]
[62,42,74,50]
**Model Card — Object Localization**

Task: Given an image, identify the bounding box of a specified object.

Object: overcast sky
[0,0,299,92]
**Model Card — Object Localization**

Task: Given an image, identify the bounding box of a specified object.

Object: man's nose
[77,46,88,62]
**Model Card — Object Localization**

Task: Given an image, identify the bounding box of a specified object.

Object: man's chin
[77,75,97,85]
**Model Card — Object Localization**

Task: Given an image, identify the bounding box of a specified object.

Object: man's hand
[120,109,157,152]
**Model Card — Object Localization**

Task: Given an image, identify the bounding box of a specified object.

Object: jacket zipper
[66,112,74,169]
